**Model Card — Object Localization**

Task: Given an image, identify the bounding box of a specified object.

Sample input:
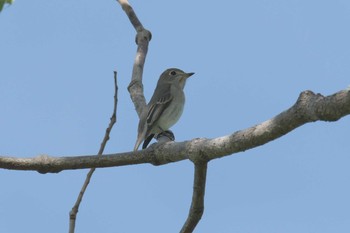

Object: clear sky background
[1,1,350,233]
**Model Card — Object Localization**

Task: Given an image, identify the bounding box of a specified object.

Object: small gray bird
[134,68,194,151]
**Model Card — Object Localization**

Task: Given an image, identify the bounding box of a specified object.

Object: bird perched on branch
[134,68,194,151]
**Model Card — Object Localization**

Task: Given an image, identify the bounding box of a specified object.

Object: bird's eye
[170,70,177,76]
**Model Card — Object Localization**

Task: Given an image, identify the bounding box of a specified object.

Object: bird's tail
[133,133,144,151]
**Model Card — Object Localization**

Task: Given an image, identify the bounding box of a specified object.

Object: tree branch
[180,162,208,233]
[117,0,143,32]
[200,89,350,161]
[1,89,349,172]
[117,0,152,117]
[68,71,119,233]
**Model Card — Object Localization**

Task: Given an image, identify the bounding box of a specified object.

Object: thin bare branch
[180,162,208,233]
[68,71,119,233]
[1,89,349,172]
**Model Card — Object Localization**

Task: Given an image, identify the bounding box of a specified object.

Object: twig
[68,71,118,233]
[180,162,208,233]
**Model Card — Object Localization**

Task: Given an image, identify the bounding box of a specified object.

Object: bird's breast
[157,87,185,131]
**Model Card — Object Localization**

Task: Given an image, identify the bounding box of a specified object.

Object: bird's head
[159,68,195,89]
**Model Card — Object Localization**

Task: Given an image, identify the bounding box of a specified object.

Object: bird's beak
[186,72,195,78]
[180,72,195,83]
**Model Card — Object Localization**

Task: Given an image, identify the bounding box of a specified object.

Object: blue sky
[1,1,350,232]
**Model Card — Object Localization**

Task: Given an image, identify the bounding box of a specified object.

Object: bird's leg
[156,130,175,142]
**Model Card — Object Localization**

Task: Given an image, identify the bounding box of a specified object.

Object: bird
[133,68,194,151]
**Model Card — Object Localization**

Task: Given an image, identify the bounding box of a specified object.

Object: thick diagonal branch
[1,89,349,172]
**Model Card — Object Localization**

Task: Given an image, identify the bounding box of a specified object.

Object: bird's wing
[146,83,173,130]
